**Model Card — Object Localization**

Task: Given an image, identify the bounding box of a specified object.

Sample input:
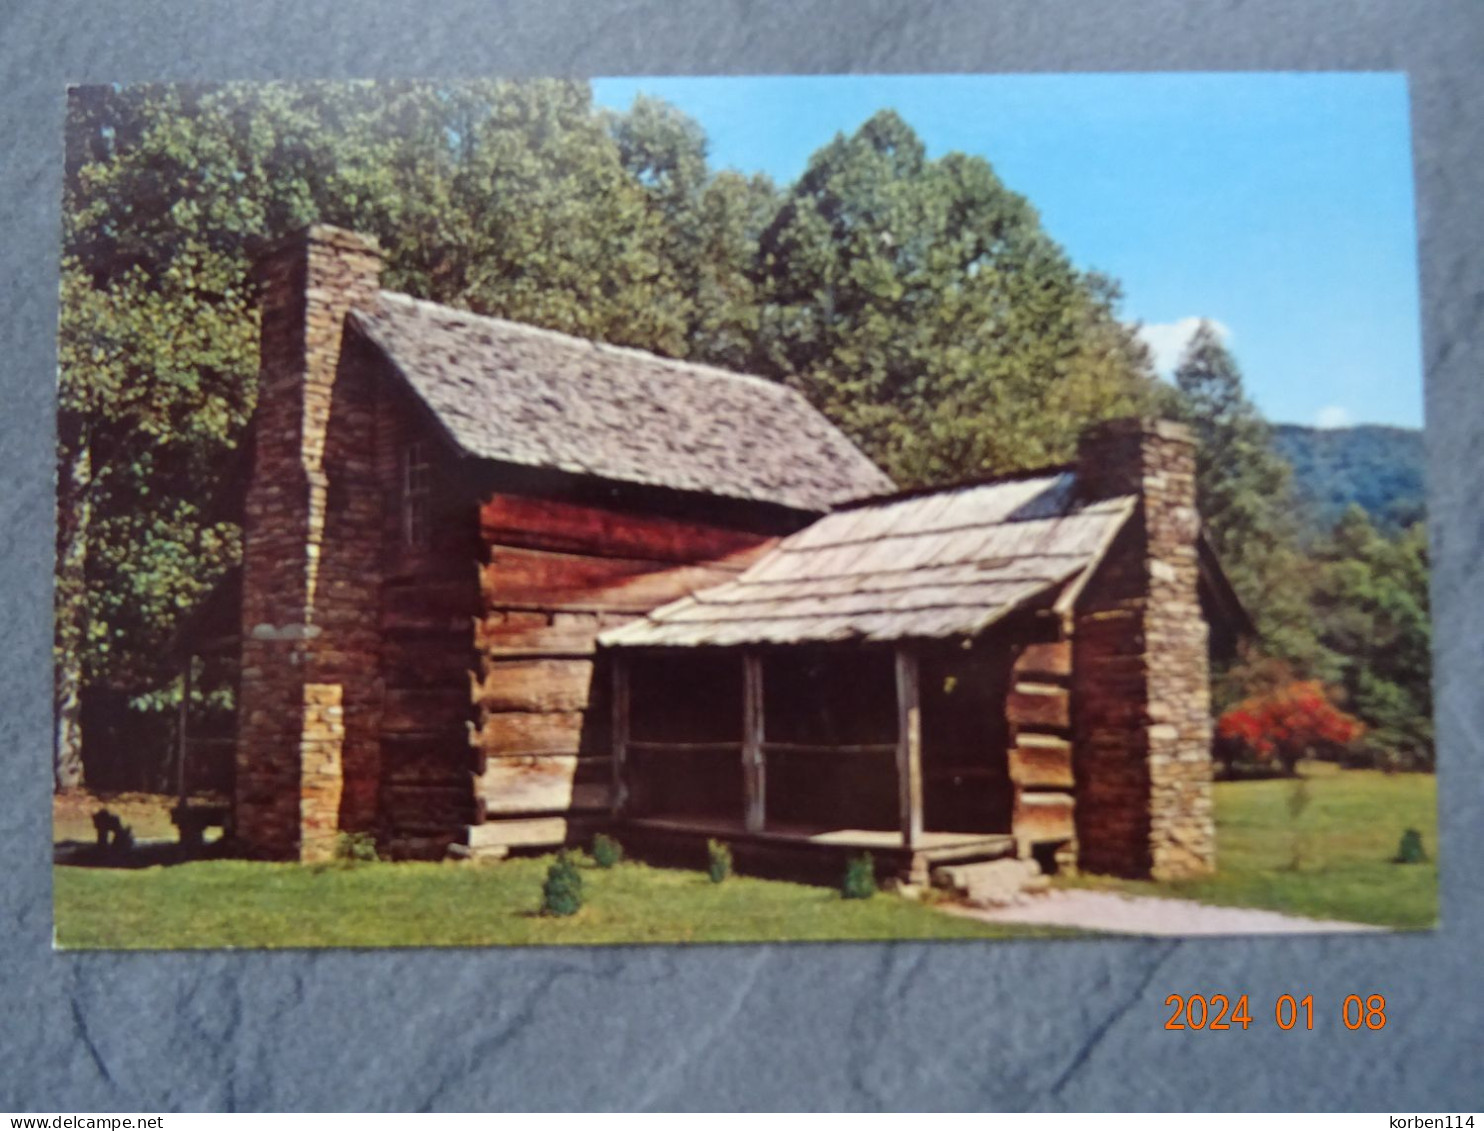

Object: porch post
[742,652,765,833]
[610,654,630,816]
[894,645,923,850]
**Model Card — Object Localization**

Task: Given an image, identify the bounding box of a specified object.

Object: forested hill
[1272,424,1426,530]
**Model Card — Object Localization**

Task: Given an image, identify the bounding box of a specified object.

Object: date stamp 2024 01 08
[1164,993,1389,1032]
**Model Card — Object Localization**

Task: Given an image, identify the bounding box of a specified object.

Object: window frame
[401,439,432,549]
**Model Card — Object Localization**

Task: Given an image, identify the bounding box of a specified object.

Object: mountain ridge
[1270,422,1425,531]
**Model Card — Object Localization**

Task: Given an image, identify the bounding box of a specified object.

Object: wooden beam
[894,646,923,850]
[472,710,586,756]
[1006,683,1071,731]
[481,492,774,563]
[627,740,741,755]
[759,741,896,756]
[478,755,613,814]
[610,656,630,816]
[742,652,765,834]
[1009,735,1075,789]
[471,659,594,713]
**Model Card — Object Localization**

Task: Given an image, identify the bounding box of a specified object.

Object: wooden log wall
[472,492,778,851]
[1006,637,1078,868]
[373,381,483,860]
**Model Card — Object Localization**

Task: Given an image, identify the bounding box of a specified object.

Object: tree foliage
[754,110,1157,485]
[1173,322,1294,598]
[1174,324,1433,768]
[57,80,772,786]
[57,81,1431,790]
[1309,509,1433,766]
[1272,423,1425,534]
[1172,322,1339,709]
[1218,681,1366,775]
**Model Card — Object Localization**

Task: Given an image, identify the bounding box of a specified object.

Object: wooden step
[466,815,601,850]
[932,857,1050,907]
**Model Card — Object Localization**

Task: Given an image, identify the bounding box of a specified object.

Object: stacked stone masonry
[1070,418,1216,880]
[236,226,389,861]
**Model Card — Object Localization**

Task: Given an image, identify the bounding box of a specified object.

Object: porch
[607,639,1055,884]
[623,814,1016,885]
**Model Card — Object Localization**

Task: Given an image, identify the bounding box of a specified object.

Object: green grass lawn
[53,853,1070,950]
[53,765,1436,948]
[1061,766,1438,930]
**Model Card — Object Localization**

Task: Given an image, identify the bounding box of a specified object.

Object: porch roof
[598,471,1137,648]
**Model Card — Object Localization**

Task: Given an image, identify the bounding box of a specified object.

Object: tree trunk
[53,670,84,792]
[53,417,91,793]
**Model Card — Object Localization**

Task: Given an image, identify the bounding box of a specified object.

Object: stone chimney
[1070,417,1215,879]
[235,226,387,861]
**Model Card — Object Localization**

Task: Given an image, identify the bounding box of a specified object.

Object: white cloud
[1315,405,1353,429]
[1135,317,1232,378]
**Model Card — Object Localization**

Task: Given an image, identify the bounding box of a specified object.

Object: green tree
[1311,508,1433,765]
[1169,321,1339,700]
[607,94,781,368]
[683,169,780,371]
[57,80,717,788]
[754,110,1156,485]
[59,82,342,788]
[55,249,256,788]
[1172,321,1293,586]
[1171,324,1432,762]
[390,81,689,352]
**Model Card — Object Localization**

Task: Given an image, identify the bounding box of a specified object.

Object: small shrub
[1393,828,1428,864]
[333,831,379,865]
[592,833,623,869]
[706,838,732,884]
[841,852,877,900]
[541,851,584,917]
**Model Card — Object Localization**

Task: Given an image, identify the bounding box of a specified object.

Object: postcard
[52,75,1433,948]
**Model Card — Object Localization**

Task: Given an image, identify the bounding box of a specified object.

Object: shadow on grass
[54,837,239,870]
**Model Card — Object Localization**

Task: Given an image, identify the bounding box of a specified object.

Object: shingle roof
[350,292,893,512]
[598,472,1137,648]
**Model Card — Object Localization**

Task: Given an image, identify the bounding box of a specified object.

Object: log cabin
[600,420,1249,883]
[175,224,1247,884]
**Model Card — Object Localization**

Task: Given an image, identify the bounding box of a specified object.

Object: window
[402,440,431,548]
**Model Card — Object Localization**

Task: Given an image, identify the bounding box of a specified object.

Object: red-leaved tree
[1217,680,1366,775]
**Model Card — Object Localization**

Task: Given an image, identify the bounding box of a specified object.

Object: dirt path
[946,889,1383,936]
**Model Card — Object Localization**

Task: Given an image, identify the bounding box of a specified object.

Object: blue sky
[593,74,1423,430]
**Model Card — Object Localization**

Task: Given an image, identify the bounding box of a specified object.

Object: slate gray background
[2,0,1480,1111]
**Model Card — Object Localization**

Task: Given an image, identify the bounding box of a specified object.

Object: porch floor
[625,815,1015,865]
